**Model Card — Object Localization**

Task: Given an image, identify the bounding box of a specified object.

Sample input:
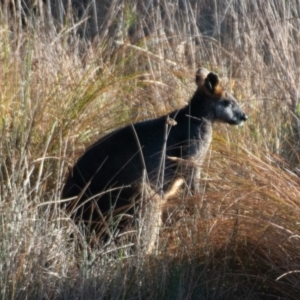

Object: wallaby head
[193,68,248,125]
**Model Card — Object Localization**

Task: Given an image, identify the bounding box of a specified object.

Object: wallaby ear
[195,68,209,87]
[204,72,222,96]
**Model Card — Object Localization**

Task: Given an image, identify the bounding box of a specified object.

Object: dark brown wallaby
[62,68,248,252]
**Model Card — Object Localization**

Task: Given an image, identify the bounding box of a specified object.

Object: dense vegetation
[1,1,300,299]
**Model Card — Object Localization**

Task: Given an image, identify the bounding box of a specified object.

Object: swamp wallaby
[62,68,247,251]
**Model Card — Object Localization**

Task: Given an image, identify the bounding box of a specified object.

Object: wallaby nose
[241,114,248,121]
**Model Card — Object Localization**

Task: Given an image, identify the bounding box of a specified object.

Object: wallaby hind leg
[192,166,201,193]
[144,178,184,254]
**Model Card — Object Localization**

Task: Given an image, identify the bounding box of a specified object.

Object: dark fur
[62,69,248,236]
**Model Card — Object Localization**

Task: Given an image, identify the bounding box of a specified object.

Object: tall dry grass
[1,0,300,299]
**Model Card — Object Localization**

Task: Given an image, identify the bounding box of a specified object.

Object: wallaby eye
[223,100,232,107]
